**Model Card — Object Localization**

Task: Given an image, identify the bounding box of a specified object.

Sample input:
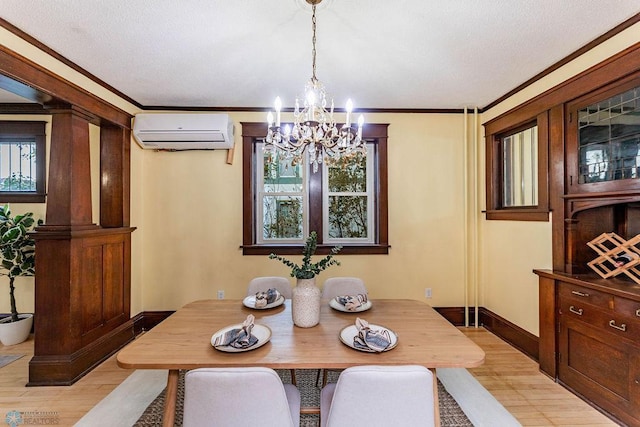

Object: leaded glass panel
[578,86,640,184]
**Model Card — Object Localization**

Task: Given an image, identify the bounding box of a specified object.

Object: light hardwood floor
[0,327,619,427]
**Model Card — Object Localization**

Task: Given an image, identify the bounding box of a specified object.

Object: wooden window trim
[0,121,46,203]
[242,122,389,255]
[485,111,549,221]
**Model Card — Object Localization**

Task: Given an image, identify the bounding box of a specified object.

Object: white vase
[292,278,321,328]
[0,313,33,346]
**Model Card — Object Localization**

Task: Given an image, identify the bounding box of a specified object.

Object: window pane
[0,141,37,192]
[257,143,307,243]
[502,126,538,207]
[327,153,367,192]
[328,195,368,238]
[577,86,640,184]
[325,145,373,243]
[262,195,303,239]
[263,151,303,192]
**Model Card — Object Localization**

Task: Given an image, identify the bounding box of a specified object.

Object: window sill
[0,193,46,203]
[485,209,549,221]
[242,244,390,256]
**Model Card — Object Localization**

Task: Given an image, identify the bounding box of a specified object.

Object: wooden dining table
[117,298,485,427]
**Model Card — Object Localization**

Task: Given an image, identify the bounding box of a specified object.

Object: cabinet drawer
[595,313,640,343]
[614,296,640,319]
[558,282,612,309]
[559,298,600,323]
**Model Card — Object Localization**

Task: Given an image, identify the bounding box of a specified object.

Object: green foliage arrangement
[269,231,341,279]
[0,205,41,322]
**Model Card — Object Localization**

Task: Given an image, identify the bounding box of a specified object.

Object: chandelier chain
[311,5,317,82]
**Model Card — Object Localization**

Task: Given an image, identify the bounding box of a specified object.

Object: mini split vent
[132,113,234,150]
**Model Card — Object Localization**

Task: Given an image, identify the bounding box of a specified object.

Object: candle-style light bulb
[357,114,364,139]
[307,91,316,121]
[274,97,282,127]
[267,112,274,128]
[345,99,353,128]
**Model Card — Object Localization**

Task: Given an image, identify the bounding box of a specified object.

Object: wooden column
[43,107,96,228]
[100,125,131,228]
[29,109,135,385]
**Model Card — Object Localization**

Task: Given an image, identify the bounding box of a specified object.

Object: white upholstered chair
[321,277,367,300]
[247,276,293,299]
[183,367,301,427]
[320,365,436,427]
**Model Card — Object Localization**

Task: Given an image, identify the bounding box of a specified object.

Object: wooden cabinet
[536,270,640,426]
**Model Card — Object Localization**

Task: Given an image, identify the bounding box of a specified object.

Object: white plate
[242,295,285,310]
[211,323,272,353]
[339,323,398,353]
[329,298,372,313]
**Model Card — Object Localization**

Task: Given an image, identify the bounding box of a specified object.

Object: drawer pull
[571,290,590,297]
[609,320,627,332]
[569,306,583,316]
[636,308,640,318]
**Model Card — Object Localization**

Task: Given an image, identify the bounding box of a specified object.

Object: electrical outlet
[217,290,225,299]
[425,288,432,299]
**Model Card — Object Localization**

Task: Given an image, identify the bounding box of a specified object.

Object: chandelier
[265,0,365,173]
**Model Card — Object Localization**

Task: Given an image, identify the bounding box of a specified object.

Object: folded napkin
[335,294,368,311]
[353,317,392,352]
[213,314,259,349]
[254,288,281,308]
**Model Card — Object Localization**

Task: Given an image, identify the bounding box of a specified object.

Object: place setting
[339,317,398,353]
[211,314,272,353]
[329,293,372,312]
[242,288,285,310]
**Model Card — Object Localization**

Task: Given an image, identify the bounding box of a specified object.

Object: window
[0,121,46,203]
[485,112,549,221]
[242,122,389,255]
[502,124,538,207]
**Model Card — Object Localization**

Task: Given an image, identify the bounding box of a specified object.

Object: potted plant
[0,205,40,346]
[269,231,341,327]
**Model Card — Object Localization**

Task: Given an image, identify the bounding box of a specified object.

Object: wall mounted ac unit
[132,113,234,150]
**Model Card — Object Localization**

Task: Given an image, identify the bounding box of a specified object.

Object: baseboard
[28,320,136,386]
[131,310,174,335]
[434,307,478,326]
[436,306,539,363]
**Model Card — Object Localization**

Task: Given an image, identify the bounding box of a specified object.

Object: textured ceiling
[0,0,639,110]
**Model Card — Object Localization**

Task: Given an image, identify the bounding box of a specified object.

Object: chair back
[321,277,367,300]
[183,367,300,427]
[321,365,435,427]
[247,276,292,299]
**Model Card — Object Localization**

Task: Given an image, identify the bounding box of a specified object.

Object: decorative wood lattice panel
[587,232,640,284]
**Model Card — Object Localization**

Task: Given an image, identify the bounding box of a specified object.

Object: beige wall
[135,112,470,310]
[2,21,639,337]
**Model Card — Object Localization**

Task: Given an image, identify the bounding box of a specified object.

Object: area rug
[133,369,473,427]
[0,354,23,369]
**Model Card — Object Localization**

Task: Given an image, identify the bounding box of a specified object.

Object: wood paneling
[0,36,136,386]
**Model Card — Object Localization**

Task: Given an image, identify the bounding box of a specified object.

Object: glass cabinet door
[567,76,640,193]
